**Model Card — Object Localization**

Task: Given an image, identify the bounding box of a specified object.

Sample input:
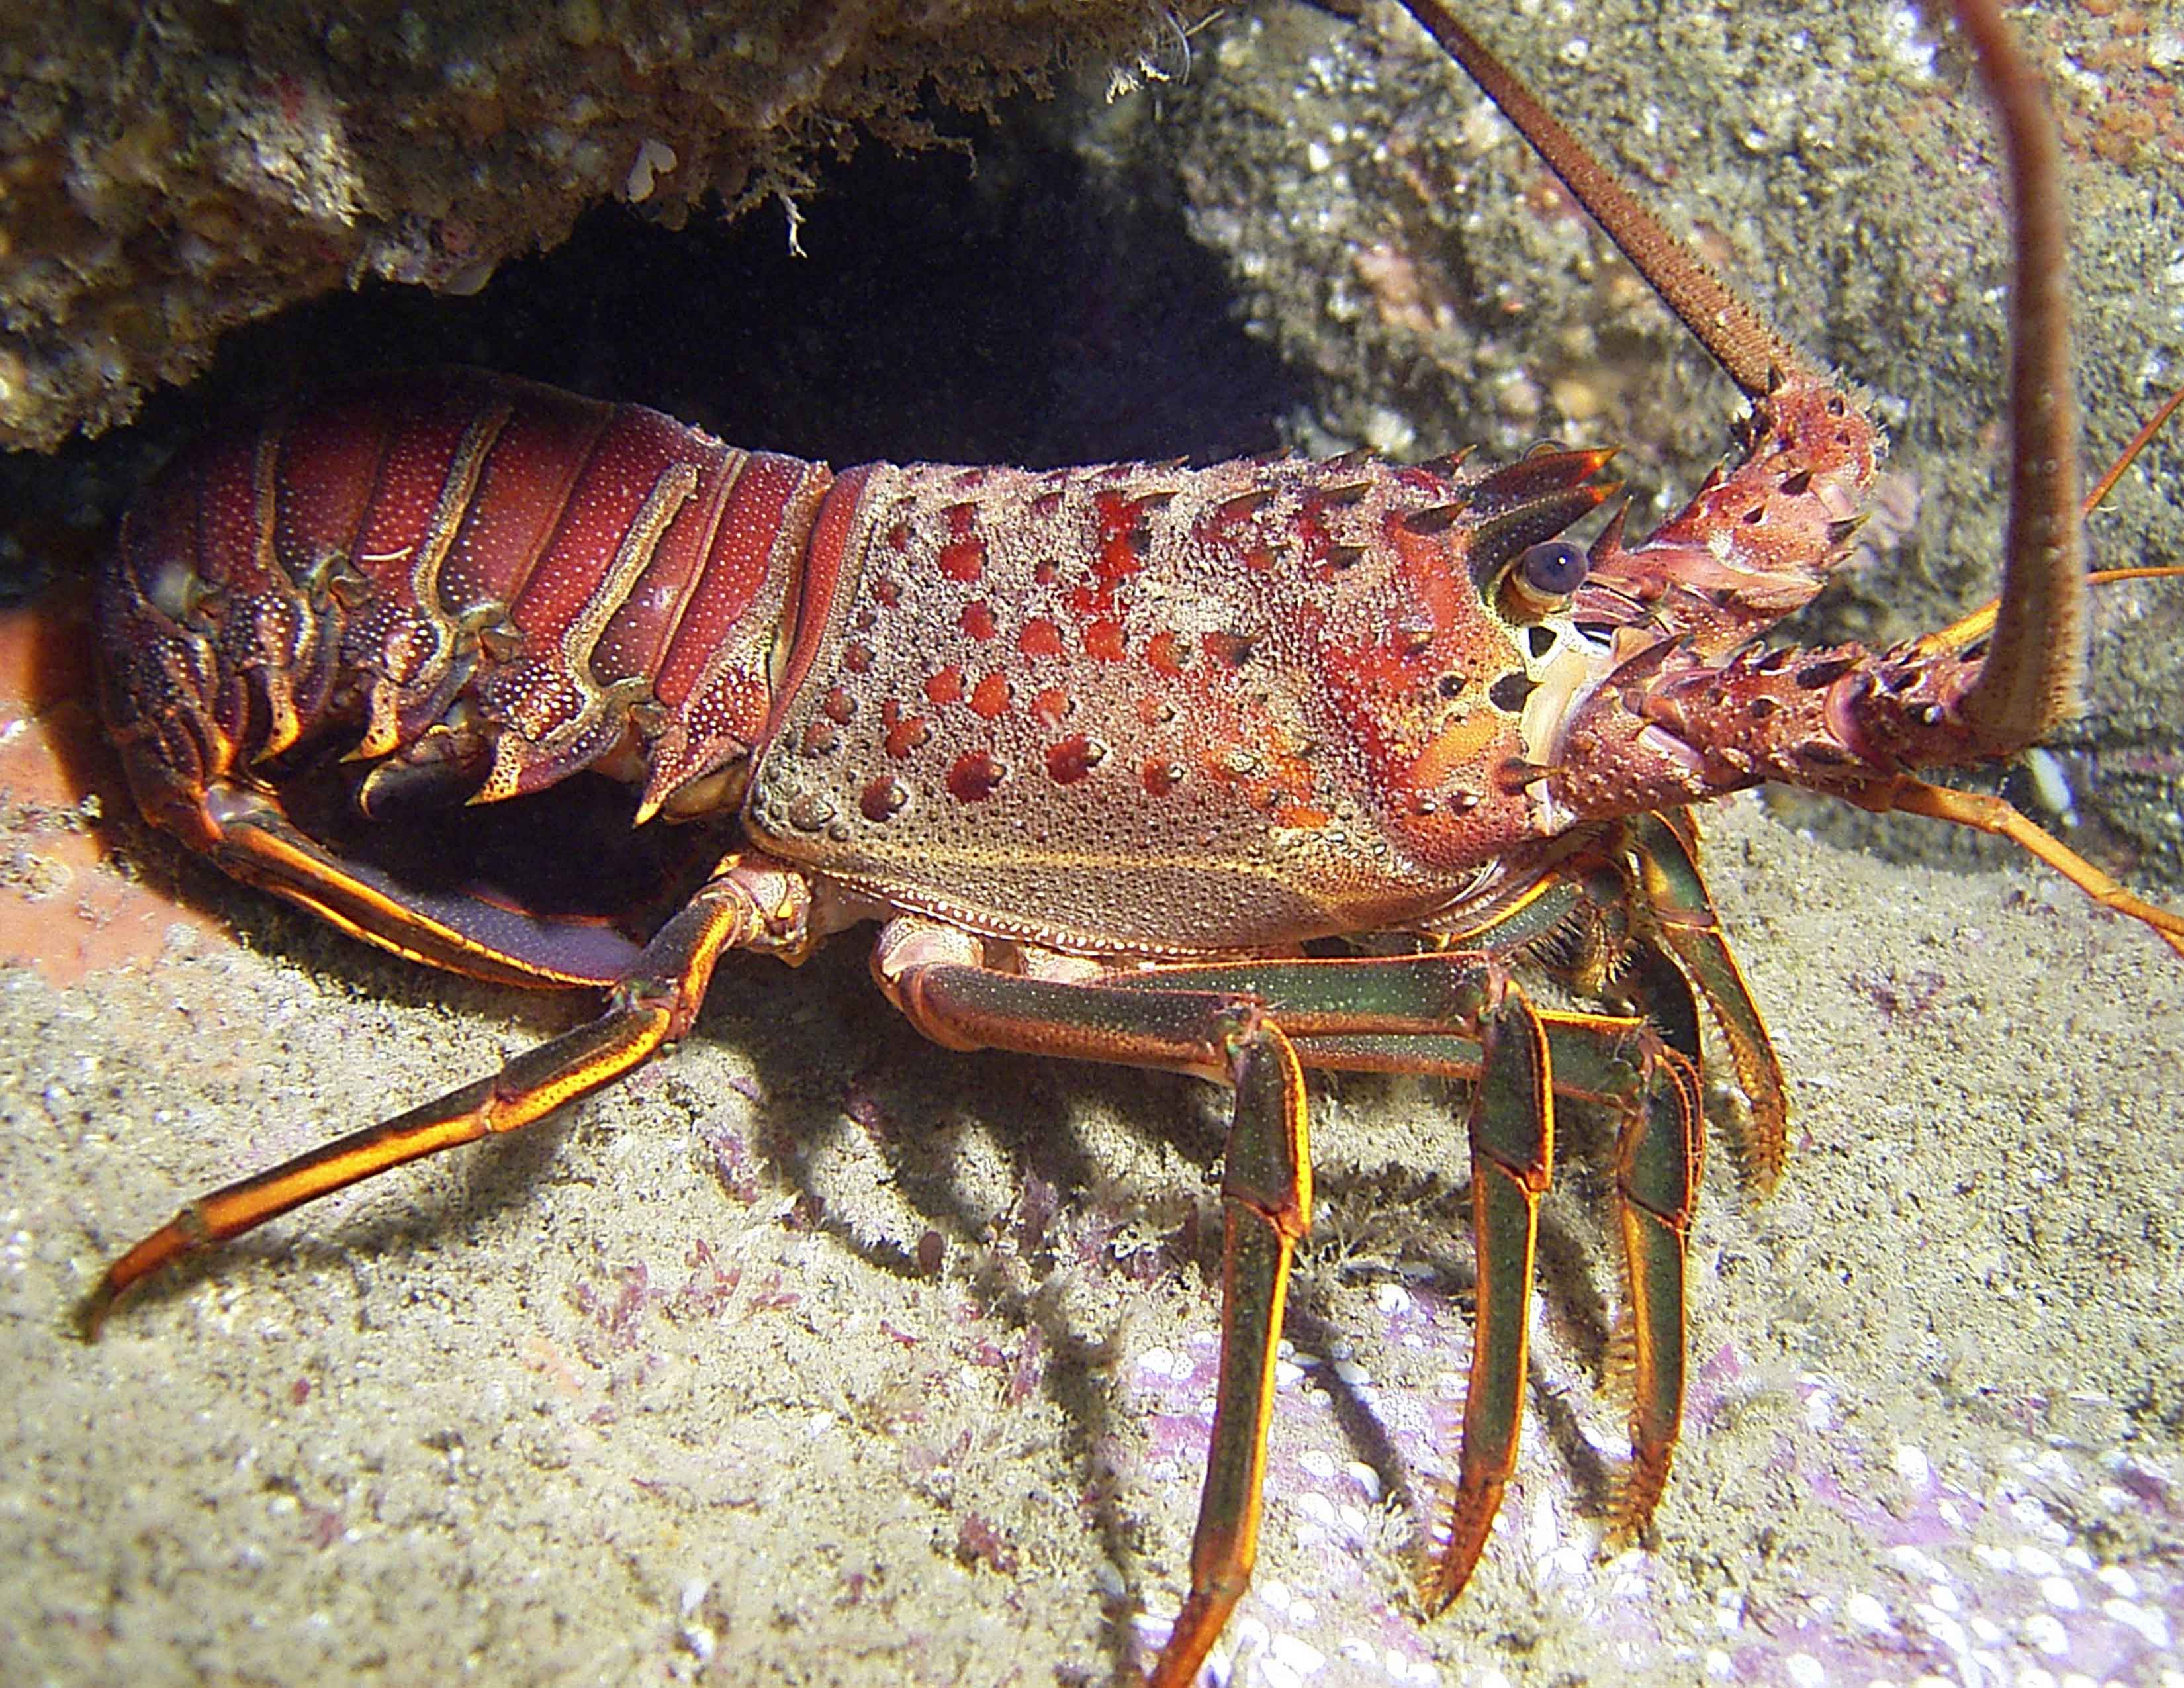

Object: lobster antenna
[1399,0,2087,753]
[1946,0,2085,749]
[1392,0,1812,400]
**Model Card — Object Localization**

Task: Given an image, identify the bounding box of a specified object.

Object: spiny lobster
[79,1,2183,1683]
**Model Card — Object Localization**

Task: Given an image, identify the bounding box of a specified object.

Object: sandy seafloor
[1,790,2179,1688]
[1,1,2182,1680]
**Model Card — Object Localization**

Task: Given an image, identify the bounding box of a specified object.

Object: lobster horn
[1404,0,2181,953]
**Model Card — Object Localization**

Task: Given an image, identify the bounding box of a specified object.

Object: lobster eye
[1518,539,1589,598]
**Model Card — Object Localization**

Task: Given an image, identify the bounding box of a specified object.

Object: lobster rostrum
[81,1,2183,1683]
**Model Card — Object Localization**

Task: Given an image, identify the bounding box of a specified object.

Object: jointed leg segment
[880,937,1709,1686]
[81,855,809,1331]
[1416,983,1553,1613]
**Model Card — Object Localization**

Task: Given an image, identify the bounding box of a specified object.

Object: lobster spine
[96,370,831,839]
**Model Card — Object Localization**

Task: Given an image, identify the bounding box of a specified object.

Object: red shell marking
[746,450,1611,956]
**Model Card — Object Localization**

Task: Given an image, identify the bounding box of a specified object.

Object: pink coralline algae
[1122,1280,2179,1686]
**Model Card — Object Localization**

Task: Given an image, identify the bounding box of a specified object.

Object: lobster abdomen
[96,369,831,845]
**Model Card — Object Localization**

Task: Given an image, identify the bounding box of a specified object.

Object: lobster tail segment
[94,369,833,844]
[92,369,836,985]
[96,396,321,852]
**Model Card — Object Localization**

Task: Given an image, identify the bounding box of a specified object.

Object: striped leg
[82,855,809,1331]
[880,935,1702,1682]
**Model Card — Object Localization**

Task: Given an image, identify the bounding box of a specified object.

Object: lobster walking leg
[178,780,647,989]
[1871,780,2184,959]
[1130,953,1708,1612]
[1600,1019,1704,1544]
[880,950,1316,1685]
[882,943,1706,1682]
[1166,1023,1313,1687]
[1414,985,1553,1615]
[1626,814,1787,1190]
[81,855,811,1331]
